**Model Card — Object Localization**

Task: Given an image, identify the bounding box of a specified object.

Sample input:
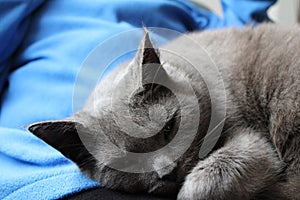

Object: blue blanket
[0,0,276,199]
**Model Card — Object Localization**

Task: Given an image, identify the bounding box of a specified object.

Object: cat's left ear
[27,121,96,169]
[135,29,169,86]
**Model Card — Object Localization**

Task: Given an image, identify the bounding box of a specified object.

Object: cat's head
[28,30,210,196]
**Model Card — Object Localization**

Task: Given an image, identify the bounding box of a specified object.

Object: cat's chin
[86,164,180,197]
[101,177,179,197]
[147,180,179,197]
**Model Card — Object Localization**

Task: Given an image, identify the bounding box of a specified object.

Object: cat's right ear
[27,121,96,169]
[135,29,169,87]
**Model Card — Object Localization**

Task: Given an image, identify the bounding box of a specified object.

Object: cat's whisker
[77,156,95,168]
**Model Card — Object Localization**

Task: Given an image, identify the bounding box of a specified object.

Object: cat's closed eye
[163,113,179,140]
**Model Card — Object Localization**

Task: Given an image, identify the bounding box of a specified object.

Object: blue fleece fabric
[0,0,276,199]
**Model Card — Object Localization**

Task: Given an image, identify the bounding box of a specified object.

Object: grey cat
[28,23,300,200]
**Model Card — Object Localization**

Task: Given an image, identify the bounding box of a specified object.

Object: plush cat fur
[28,24,300,200]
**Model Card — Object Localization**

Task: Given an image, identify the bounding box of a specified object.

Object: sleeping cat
[28,24,300,200]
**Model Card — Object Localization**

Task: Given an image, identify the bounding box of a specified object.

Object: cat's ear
[135,29,169,86]
[27,121,96,168]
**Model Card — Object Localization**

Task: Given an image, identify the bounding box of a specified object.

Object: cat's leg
[177,128,284,200]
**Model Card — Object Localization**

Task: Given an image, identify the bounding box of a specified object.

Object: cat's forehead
[86,30,202,119]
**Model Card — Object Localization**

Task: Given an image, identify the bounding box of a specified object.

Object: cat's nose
[153,155,177,180]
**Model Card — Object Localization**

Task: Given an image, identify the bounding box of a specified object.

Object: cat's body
[29,24,300,199]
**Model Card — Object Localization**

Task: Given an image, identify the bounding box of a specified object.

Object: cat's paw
[177,162,219,200]
[177,156,247,200]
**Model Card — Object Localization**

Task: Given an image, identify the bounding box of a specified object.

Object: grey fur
[29,24,300,199]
